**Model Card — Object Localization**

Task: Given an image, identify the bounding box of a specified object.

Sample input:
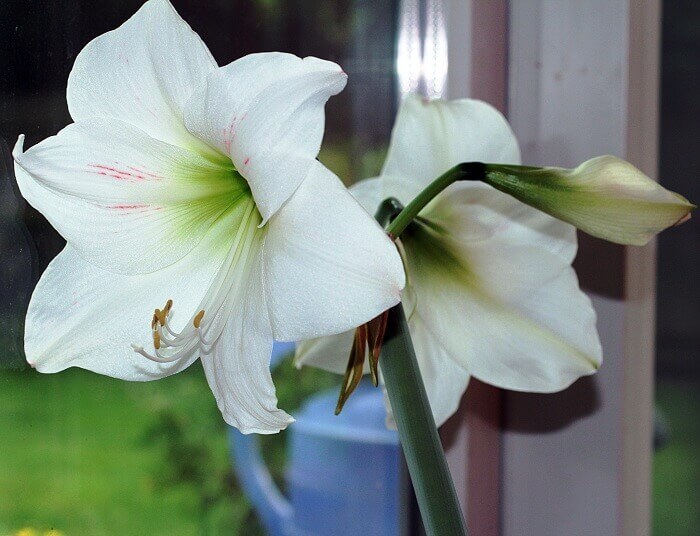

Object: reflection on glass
[396,0,421,95]
[422,0,447,99]
[396,0,447,99]
[0,1,398,534]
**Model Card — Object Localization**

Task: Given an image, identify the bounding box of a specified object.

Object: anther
[153,330,161,350]
[193,310,205,329]
[335,324,368,415]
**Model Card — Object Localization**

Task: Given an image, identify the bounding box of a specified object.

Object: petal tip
[292,354,304,370]
[673,210,693,227]
[300,55,348,92]
[233,414,295,435]
[12,134,25,158]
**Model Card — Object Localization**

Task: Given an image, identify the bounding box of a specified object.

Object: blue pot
[228,344,402,535]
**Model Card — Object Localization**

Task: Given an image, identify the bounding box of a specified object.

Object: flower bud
[484,156,694,245]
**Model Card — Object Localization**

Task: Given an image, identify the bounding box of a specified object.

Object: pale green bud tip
[483,156,695,246]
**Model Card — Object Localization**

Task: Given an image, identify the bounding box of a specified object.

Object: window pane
[0,1,398,534]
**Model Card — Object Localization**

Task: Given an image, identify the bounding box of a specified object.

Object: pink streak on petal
[88,164,162,181]
[222,123,236,154]
[110,204,149,210]
[126,166,164,180]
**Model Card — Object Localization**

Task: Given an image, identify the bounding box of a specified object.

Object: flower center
[131,197,262,363]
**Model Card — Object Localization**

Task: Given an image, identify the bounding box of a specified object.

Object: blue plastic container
[228,344,402,535]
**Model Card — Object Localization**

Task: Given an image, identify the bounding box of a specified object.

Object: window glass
[0,1,398,533]
[654,1,700,533]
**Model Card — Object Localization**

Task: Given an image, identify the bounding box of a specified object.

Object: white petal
[24,238,227,379]
[263,162,405,341]
[201,247,293,434]
[348,174,427,215]
[466,267,601,391]
[184,53,347,222]
[380,94,521,201]
[294,329,357,374]
[404,311,471,427]
[67,0,218,157]
[424,181,577,264]
[403,196,602,393]
[13,120,246,274]
[349,177,384,215]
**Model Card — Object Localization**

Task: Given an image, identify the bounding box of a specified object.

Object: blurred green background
[0,355,339,535]
[1,366,697,535]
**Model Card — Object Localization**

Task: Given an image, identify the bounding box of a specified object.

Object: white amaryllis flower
[13,0,404,434]
[296,95,603,427]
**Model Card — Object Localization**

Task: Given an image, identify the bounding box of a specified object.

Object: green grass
[0,358,337,536]
[0,364,230,535]
[653,380,700,536]
[2,359,696,535]
[0,368,188,534]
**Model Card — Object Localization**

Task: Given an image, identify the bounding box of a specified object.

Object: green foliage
[139,395,263,535]
[653,380,700,536]
[318,142,389,187]
[0,350,338,535]
[0,367,206,535]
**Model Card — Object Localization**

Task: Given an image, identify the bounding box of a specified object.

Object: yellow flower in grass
[14,529,38,536]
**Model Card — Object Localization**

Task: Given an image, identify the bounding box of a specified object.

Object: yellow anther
[193,310,205,329]
[153,330,161,350]
[155,308,167,326]
[164,299,173,314]
[151,312,158,330]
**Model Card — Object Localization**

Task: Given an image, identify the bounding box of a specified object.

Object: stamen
[134,299,215,363]
[335,324,369,415]
[155,307,167,326]
[132,198,261,366]
[131,344,192,363]
[137,299,199,360]
[334,310,391,413]
[367,310,389,387]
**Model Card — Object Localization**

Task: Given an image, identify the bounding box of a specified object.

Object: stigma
[131,299,211,363]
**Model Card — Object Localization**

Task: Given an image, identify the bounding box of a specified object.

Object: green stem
[381,304,468,536]
[375,199,467,536]
[386,162,486,237]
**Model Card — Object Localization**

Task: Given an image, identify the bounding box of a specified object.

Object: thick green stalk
[386,162,485,237]
[375,199,467,536]
[380,304,467,536]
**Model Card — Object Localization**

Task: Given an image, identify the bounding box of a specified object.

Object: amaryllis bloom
[297,95,603,426]
[483,156,694,246]
[13,0,404,433]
